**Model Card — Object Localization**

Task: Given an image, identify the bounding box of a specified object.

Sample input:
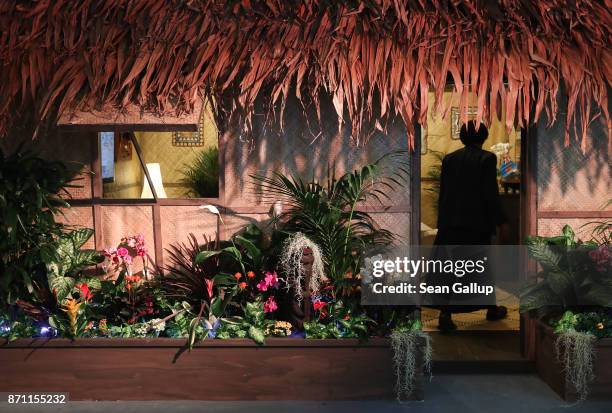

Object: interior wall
[420,91,521,229]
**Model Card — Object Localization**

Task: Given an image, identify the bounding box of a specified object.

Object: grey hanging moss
[390,329,432,401]
[555,330,596,401]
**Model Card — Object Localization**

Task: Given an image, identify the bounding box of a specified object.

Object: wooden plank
[89,132,104,249]
[521,125,538,360]
[58,124,198,132]
[0,338,424,401]
[411,122,421,246]
[57,102,201,132]
[152,203,163,269]
[0,346,402,400]
[2,337,392,348]
[535,319,612,401]
[537,210,612,219]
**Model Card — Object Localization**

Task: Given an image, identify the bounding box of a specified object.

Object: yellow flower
[62,298,83,336]
[596,322,604,330]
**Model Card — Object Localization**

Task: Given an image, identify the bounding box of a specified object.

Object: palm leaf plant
[180,147,219,198]
[252,151,409,298]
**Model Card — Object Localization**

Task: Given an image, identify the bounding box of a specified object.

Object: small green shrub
[181,147,219,198]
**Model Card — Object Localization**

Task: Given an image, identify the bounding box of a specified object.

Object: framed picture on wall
[450,106,478,139]
[172,109,207,147]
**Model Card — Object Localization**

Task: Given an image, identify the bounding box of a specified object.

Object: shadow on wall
[222,92,411,208]
[537,108,611,206]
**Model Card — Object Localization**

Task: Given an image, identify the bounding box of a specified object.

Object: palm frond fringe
[0,0,610,149]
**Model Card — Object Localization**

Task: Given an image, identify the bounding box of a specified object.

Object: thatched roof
[1,0,610,149]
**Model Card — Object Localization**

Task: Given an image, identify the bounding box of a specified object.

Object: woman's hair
[460,120,489,145]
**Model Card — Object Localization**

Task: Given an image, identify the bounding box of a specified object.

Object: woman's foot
[438,311,457,332]
[486,305,508,321]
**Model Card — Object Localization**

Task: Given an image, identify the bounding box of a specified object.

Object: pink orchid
[264,271,280,289]
[263,296,278,313]
[123,255,133,265]
[117,247,129,257]
[257,280,268,292]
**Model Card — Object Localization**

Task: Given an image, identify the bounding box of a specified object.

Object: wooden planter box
[535,320,612,401]
[0,338,424,401]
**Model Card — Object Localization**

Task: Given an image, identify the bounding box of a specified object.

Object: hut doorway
[415,92,530,364]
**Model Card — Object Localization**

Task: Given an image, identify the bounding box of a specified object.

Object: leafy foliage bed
[1,149,423,352]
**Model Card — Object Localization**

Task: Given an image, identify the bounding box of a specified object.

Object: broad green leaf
[248,326,265,345]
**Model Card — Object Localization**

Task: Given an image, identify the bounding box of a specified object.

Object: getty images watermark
[360,245,527,306]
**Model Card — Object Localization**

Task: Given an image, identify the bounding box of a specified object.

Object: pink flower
[264,296,278,313]
[257,280,268,292]
[264,271,280,289]
[103,247,117,257]
[117,247,129,257]
[127,238,137,248]
[123,255,133,265]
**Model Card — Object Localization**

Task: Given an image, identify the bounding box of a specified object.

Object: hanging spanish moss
[390,328,432,401]
[279,233,325,303]
[555,330,596,401]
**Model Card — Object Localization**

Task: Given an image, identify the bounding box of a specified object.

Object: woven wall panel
[100,206,155,272]
[160,206,218,263]
[0,131,93,199]
[537,218,600,239]
[370,212,412,246]
[222,213,270,239]
[223,106,411,210]
[55,207,95,249]
[537,110,610,212]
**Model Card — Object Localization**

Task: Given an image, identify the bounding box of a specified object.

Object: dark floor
[2,374,611,413]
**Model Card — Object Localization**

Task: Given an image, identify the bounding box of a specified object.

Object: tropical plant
[390,319,432,401]
[49,297,88,339]
[161,231,260,348]
[43,228,103,302]
[216,299,273,345]
[181,147,219,198]
[423,150,445,214]
[0,147,80,307]
[520,225,612,314]
[303,321,341,339]
[252,151,409,298]
[580,199,611,245]
[309,299,375,339]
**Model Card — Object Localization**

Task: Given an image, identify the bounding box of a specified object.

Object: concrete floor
[1,374,611,413]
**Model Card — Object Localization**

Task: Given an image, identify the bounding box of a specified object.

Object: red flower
[76,283,93,302]
[247,271,256,279]
[234,272,242,280]
[205,278,214,299]
[313,300,326,311]
[239,282,248,290]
